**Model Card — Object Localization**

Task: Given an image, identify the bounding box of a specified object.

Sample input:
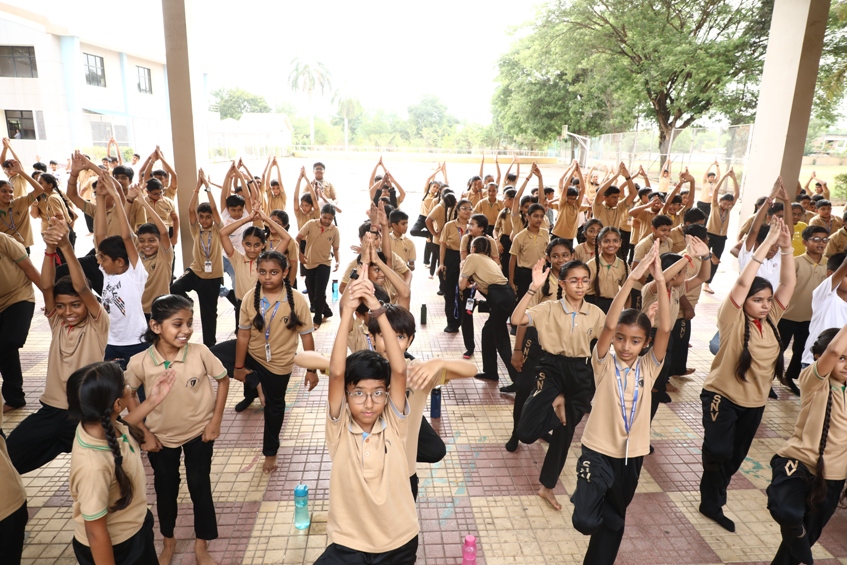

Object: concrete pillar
[59,36,83,148]
[739,0,830,220]
[161,0,206,265]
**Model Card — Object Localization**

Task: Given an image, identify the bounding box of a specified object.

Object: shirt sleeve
[73,460,113,521]
[295,294,314,334]
[325,401,347,459]
[124,356,145,391]
[201,345,228,379]
[238,293,254,330]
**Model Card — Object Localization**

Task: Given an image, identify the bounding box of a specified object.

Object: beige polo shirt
[460,233,499,261]
[810,215,844,233]
[426,203,447,245]
[441,220,466,252]
[189,223,223,279]
[238,287,313,375]
[825,227,847,257]
[707,206,731,237]
[294,207,319,230]
[34,193,72,232]
[151,197,176,228]
[573,242,595,264]
[298,219,339,270]
[0,194,36,247]
[390,233,417,267]
[227,248,260,302]
[0,400,26,522]
[592,200,622,230]
[42,303,109,410]
[525,298,605,357]
[587,255,628,298]
[778,363,847,480]
[552,201,580,240]
[140,243,174,313]
[782,254,827,322]
[325,397,418,553]
[473,198,504,227]
[510,228,550,268]
[460,253,508,294]
[70,422,148,546]
[581,349,663,459]
[82,201,123,240]
[126,343,227,448]
[704,296,786,408]
[0,233,34,313]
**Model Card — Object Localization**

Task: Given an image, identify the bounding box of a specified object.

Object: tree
[288,58,333,145]
[211,88,271,120]
[332,89,362,149]
[406,95,457,147]
[504,0,774,163]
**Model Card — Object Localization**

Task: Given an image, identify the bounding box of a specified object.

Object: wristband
[699,253,711,261]
[369,306,388,319]
[45,251,58,257]
[624,176,631,181]
[306,369,317,374]
[780,250,793,256]
[751,256,764,264]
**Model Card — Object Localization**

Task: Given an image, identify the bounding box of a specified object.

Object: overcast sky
[24,0,539,124]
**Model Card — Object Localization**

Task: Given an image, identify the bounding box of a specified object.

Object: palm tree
[288,58,332,145]
[332,88,362,150]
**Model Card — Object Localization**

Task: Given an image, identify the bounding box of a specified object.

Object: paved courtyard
[6,159,845,564]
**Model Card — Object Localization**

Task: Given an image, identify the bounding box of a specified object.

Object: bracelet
[624,176,631,181]
[699,253,711,261]
[526,289,537,296]
[780,250,793,256]
[306,369,317,374]
[751,256,764,264]
[45,251,57,257]
[369,306,388,318]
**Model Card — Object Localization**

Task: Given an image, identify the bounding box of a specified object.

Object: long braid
[557,281,563,301]
[283,275,302,330]
[101,412,134,512]
[541,262,553,298]
[593,238,602,297]
[808,389,834,510]
[766,316,786,384]
[736,317,752,382]
[252,280,264,330]
[54,186,78,222]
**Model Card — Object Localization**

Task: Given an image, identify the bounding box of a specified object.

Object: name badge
[204,260,212,273]
[265,343,272,362]
[465,297,475,312]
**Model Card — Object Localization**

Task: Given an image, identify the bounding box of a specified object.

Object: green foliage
[211,88,271,120]
[288,59,332,99]
[290,115,343,146]
[833,172,847,201]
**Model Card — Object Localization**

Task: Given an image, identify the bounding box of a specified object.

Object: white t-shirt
[221,208,249,254]
[738,240,781,291]
[802,275,847,365]
[100,259,149,346]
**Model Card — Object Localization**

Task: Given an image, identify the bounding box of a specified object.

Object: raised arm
[510,259,549,327]
[219,209,257,256]
[745,191,774,252]
[359,271,406,407]
[157,148,177,194]
[511,166,535,216]
[648,250,671,362]
[102,173,139,267]
[730,216,783,306]
[369,156,384,189]
[8,160,44,199]
[773,216,796,308]
[135,185,171,250]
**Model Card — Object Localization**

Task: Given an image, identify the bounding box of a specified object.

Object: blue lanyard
[200,229,212,259]
[260,297,281,344]
[612,354,640,464]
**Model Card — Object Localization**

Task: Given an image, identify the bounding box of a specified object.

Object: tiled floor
[6,168,845,564]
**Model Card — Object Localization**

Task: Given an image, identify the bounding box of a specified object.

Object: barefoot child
[571,242,670,565]
[314,272,418,563]
[126,295,229,565]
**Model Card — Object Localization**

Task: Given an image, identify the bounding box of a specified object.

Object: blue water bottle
[430,387,442,419]
[294,484,310,530]
[332,280,339,302]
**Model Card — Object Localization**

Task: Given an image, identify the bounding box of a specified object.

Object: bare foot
[159,536,176,565]
[702,283,714,294]
[257,383,266,407]
[552,394,567,426]
[195,539,218,565]
[538,486,562,511]
[665,382,679,393]
[263,455,278,474]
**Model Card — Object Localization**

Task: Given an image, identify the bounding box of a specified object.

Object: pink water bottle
[461,535,477,564]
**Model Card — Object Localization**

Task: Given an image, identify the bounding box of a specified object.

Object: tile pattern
[7,197,847,565]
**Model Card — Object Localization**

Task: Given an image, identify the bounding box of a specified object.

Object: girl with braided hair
[125,294,229,565]
[32,172,77,253]
[506,238,572,450]
[587,226,629,313]
[767,325,847,565]
[699,216,796,533]
[424,189,456,280]
[66,361,175,565]
[510,258,605,510]
[438,199,474,351]
[210,251,317,474]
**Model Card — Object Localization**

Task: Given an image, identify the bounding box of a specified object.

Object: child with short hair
[473,181,503,237]
[811,199,842,234]
[0,159,44,250]
[315,273,418,563]
[293,166,320,230]
[6,219,109,474]
[296,204,340,329]
[126,294,229,565]
[571,242,670,565]
[94,173,148,369]
[629,215,673,310]
[703,168,740,294]
[551,161,586,248]
[389,209,416,271]
[171,170,224,348]
[129,183,174,318]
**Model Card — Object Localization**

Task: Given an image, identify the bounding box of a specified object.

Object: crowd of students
[0,139,845,565]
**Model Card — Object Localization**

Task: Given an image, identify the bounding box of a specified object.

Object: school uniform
[126,343,227,542]
[573,241,595,264]
[459,233,499,263]
[572,349,663,565]
[803,276,847,366]
[630,235,671,311]
[465,189,483,207]
[7,303,108,475]
[81,201,126,241]
[412,195,437,265]
[171,223,224,348]
[778,254,827,383]
[347,319,370,354]
[390,232,417,270]
[697,182,717,219]
[810,215,844,234]
[618,212,634,262]
[552,200,580,244]
[299,219,339,326]
[127,199,148,232]
[212,287,313,455]
[825,226,847,257]
[34,193,72,233]
[700,296,785,518]
[668,224,687,253]
[706,205,731,283]
[641,282,683,415]
[441,220,475,350]
[293,206,319,231]
[587,255,627,313]
[139,243,174,315]
[227,248,261,327]
[510,227,550,300]
[340,252,410,288]
[70,422,157,565]
[631,209,657,245]
[461,253,517,382]
[592,200,622,232]
[150,196,176,229]
[767,363,847,565]
[495,209,514,278]
[0,193,36,249]
[0,233,35,408]
[669,255,703,376]
[517,299,605,489]
[405,367,448,500]
[474,198,504,235]
[8,174,27,199]
[0,398,27,565]
[315,397,419,563]
[263,191,286,216]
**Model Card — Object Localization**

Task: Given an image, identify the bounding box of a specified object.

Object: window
[137,66,152,94]
[5,110,36,140]
[84,53,106,87]
[0,46,37,78]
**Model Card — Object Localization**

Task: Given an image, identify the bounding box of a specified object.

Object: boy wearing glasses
[777,225,829,395]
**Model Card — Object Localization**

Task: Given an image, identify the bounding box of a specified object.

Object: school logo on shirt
[186,377,199,388]
[710,394,722,422]
[784,459,798,476]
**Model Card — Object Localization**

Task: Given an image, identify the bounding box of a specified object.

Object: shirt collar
[560,298,590,315]
[147,344,189,366]
[345,404,388,436]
